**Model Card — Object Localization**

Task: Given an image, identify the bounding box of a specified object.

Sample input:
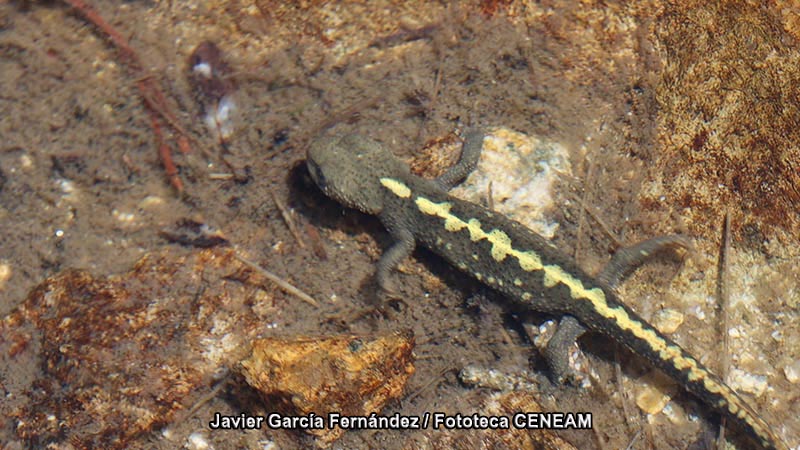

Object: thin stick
[574,156,595,261]
[311,95,381,137]
[486,180,495,211]
[234,253,319,307]
[614,345,637,441]
[623,429,643,450]
[498,326,513,346]
[716,211,732,450]
[63,0,190,191]
[149,112,183,191]
[405,367,455,404]
[63,0,142,68]
[570,192,624,249]
[271,192,306,250]
[175,372,229,426]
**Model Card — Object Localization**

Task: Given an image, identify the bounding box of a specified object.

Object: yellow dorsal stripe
[413,196,715,379]
[380,177,412,198]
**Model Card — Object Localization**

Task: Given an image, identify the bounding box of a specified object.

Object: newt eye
[308,161,327,191]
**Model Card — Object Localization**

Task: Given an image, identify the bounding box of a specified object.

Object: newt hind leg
[597,235,691,288]
[543,235,691,385]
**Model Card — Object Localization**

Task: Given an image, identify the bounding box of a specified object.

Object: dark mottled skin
[306,131,785,450]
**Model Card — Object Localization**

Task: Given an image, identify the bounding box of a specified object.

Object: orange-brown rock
[240,332,415,447]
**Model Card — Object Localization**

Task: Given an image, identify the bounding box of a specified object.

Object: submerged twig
[62,0,190,192]
[271,192,306,250]
[716,211,732,450]
[234,253,319,307]
[571,192,624,250]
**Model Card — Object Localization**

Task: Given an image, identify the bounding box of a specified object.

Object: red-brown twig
[149,113,183,192]
[63,0,189,192]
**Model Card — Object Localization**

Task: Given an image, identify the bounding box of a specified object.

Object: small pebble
[186,431,211,450]
[635,371,677,415]
[138,195,164,210]
[112,209,136,224]
[651,308,684,334]
[783,360,800,384]
[0,262,11,291]
[729,368,768,396]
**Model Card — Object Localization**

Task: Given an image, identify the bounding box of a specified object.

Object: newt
[306,130,787,450]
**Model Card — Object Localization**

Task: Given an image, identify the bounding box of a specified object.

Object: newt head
[307,133,409,215]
